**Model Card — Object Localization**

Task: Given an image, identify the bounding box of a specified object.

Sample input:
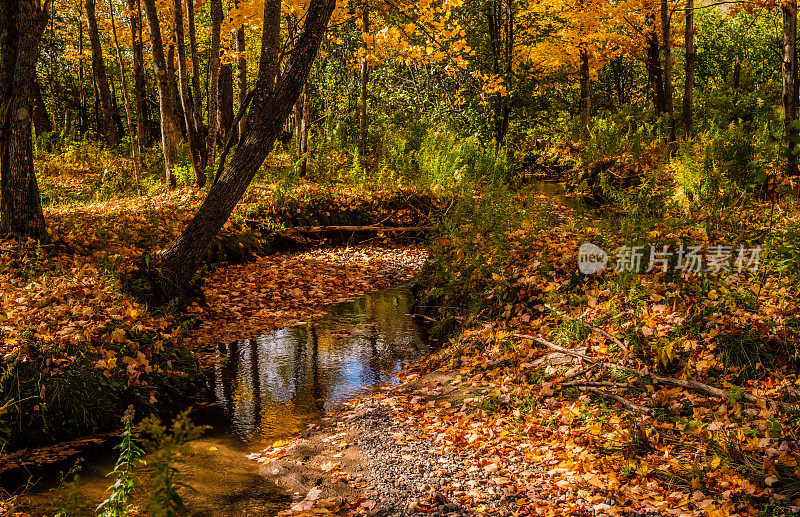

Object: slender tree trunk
[683,0,694,139]
[358,0,369,159]
[32,79,53,135]
[783,0,799,176]
[236,20,247,140]
[661,0,675,140]
[127,0,148,155]
[78,0,87,134]
[0,0,49,240]
[185,0,207,167]
[174,0,206,187]
[646,30,666,114]
[48,14,57,130]
[579,48,590,137]
[219,63,234,146]
[186,0,203,125]
[166,44,183,134]
[108,0,142,190]
[157,0,334,295]
[142,0,181,187]
[208,0,222,165]
[84,0,119,147]
[298,79,309,175]
[63,109,73,138]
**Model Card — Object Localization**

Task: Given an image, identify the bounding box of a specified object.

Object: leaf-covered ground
[253,192,800,516]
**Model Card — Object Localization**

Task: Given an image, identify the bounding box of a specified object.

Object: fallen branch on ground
[582,386,652,414]
[512,333,797,412]
[245,221,429,234]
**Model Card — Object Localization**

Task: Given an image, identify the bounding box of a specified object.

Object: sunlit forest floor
[3,141,800,516]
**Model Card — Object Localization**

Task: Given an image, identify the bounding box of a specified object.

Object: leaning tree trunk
[157,0,335,296]
[142,0,181,187]
[661,0,675,141]
[579,48,590,137]
[683,0,694,139]
[174,0,206,187]
[0,0,49,240]
[783,0,799,176]
[32,78,53,135]
[85,0,119,147]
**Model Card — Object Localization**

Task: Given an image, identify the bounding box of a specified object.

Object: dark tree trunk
[85,0,119,147]
[78,1,87,134]
[207,0,222,167]
[186,0,203,126]
[661,0,675,140]
[358,0,369,158]
[579,48,590,136]
[32,78,53,135]
[646,30,666,115]
[142,0,181,187]
[236,19,247,140]
[683,0,694,139]
[219,63,234,146]
[127,0,148,154]
[108,0,142,189]
[174,0,206,187]
[166,44,184,135]
[783,0,799,176]
[185,0,207,167]
[0,0,49,240]
[157,0,335,295]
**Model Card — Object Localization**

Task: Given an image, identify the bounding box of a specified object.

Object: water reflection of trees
[214,289,427,444]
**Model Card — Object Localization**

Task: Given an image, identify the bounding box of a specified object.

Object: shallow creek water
[18,286,427,515]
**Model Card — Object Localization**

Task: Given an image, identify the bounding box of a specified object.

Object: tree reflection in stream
[213,287,427,445]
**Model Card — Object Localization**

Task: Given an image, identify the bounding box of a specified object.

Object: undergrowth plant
[139,410,208,516]
[98,407,145,517]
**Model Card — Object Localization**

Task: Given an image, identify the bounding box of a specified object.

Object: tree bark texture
[0,0,49,240]
[219,62,234,147]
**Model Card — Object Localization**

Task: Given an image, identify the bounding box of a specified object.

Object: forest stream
[16,286,428,516]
